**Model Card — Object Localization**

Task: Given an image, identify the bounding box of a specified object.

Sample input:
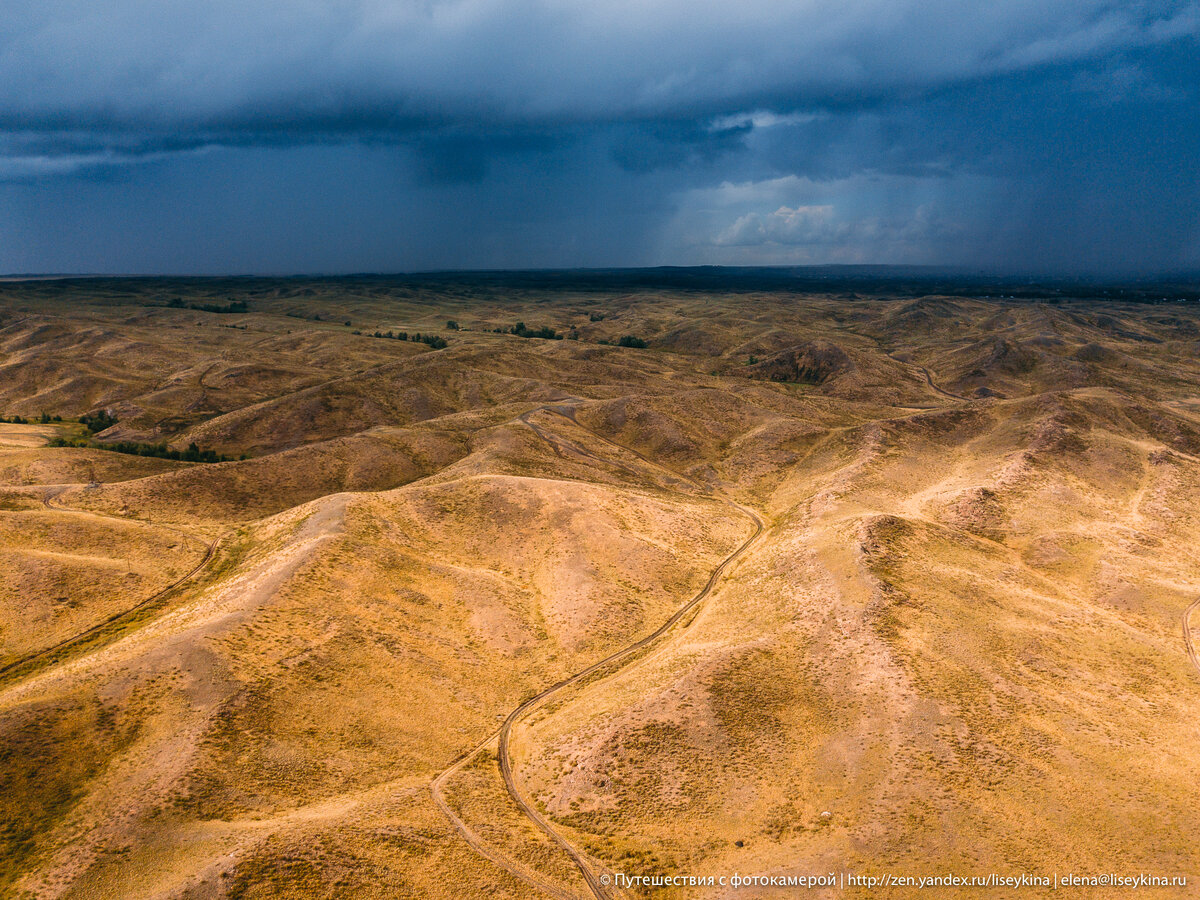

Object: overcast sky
[2,0,1198,274]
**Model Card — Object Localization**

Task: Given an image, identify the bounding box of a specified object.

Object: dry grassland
[0,275,1197,898]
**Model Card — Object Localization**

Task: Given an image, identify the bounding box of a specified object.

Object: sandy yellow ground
[0,280,1197,899]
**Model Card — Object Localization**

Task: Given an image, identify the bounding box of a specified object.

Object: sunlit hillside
[1,274,1198,899]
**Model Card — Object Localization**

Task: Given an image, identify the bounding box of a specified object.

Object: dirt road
[918,364,969,400]
[0,492,220,683]
[432,404,766,899]
[1183,597,1200,679]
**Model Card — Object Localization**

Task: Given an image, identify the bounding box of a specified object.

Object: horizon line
[4,264,1200,283]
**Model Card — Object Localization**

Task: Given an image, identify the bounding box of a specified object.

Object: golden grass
[1,279,1198,898]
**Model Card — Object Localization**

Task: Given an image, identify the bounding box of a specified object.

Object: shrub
[157,298,247,314]
[617,335,647,348]
[80,410,118,433]
[509,322,562,340]
[369,329,447,348]
[50,436,239,463]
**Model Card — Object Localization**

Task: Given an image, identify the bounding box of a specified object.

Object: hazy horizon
[4,265,1200,286]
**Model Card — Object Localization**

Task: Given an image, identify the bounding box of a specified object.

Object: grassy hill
[0,274,1198,898]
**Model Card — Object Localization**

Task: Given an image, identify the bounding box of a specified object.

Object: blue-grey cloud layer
[2,0,1198,273]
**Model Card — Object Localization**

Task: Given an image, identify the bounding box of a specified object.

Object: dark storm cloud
[5,1,1196,137]
[1,0,1198,272]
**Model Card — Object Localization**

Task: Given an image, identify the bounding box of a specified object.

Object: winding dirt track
[1183,597,1200,679]
[0,493,219,682]
[432,404,766,899]
[917,365,969,401]
[882,348,968,402]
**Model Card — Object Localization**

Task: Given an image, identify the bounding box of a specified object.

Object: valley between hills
[1,273,1199,899]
